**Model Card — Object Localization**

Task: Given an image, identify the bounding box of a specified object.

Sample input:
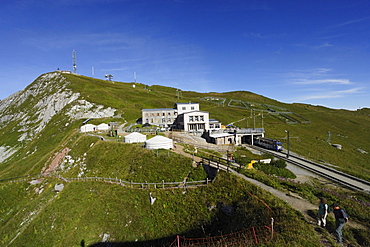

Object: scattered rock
[54,183,64,192]
[332,144,342,149]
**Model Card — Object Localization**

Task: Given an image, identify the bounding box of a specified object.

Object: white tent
[97,123,110,130]
[124,132,147,143]
[80,124,96,133]
[145,135,173,150]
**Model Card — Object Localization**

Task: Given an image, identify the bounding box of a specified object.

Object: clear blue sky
[1,0,369,110]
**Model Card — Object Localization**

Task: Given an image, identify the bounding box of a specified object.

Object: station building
[141,103,221,131]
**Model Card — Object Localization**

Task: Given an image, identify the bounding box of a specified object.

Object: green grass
[1,72,370,246]
[0,173,323,247]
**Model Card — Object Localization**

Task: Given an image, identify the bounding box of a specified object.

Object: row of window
[188,123,205,130]
[189,115,204,122]
[182,106,195,111]
[145,112,177,117]
[146,118,174,124]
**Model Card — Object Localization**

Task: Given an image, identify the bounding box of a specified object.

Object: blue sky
[1,0,369,110]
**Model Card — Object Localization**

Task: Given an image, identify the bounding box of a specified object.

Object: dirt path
[171,145,366,246]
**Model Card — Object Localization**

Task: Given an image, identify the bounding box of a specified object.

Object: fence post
[271,218,274,239]
[162,180,164,189]
[176,235,181,247]
[252,226,258,244]
[130,180,133,188]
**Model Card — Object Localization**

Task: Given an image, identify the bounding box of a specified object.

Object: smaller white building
[80,124,96,133]
[145,135,173,150]
[124,132,147,143]
[97,123,110,130]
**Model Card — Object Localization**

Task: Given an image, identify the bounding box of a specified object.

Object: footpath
[171,144,364,246]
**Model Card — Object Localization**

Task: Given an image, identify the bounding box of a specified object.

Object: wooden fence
[55,175,211,189]
[2,173,212,190]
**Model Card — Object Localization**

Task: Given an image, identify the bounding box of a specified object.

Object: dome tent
[97,123,109,130]
[80,124,96,133]
[124,132,147,143]
[145,135,173,150]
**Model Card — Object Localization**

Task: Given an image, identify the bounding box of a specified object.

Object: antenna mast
[72,50,77,73]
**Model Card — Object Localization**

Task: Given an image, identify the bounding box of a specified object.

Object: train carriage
[254,137,283,151]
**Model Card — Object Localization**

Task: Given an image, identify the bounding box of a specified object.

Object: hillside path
[171,144,366,246]
[172,144,317,215]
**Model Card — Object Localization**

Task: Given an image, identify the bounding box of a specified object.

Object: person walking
[317,197,329,228]
[332,203,349,244]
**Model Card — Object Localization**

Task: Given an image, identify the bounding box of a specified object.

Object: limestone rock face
[0,72,117,163]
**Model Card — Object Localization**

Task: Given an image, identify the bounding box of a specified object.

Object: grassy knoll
[1,173,323,246]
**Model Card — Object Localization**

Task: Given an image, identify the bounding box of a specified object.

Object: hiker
[332,203,349,244]
[317,197,329,228]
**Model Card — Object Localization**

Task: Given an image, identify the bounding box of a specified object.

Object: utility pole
[285,130,290,158]
[72,50,76,73]
[261,111,264,129]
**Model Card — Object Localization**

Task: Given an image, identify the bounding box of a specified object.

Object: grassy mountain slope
[0,72,369,246]
[62,73,369,181]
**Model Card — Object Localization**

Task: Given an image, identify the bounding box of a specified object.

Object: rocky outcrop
[0,72,117,162]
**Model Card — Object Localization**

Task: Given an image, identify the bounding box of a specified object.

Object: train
[253,137,283,152]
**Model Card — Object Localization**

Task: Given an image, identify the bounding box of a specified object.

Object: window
[195,116,199,121]
[162,118,165,123]
[191,106,195,110]
[157,113,160,116]
[182,107,186,110]
[200,115,204,121]
[163,112,165,116]
[168,112,171,116]
[189,116,194,122]
[210,124,214,128]
[146,119,149,123]
[145,113,148,117]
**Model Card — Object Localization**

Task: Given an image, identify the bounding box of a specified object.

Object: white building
[141,103,221,131]
[124,132,147,143]
[97,123,110,130]
[80,124,96,132]
[145,135,173,150]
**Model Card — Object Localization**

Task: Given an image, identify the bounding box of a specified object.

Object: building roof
[209,133,234,138]
[182,110,208,114]
[142,108,175,111]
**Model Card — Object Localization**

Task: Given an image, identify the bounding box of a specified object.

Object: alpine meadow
[0,72,369,247]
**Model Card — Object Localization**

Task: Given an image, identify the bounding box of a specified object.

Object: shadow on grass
[88,201,271,247]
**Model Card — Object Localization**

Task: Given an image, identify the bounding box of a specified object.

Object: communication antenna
[72,50,77,73]
[105,74,113,81]
[92,66,95,77]
[176,89,182,100]
[134,72,136,82]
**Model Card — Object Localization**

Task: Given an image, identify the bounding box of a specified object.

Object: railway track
[249,145,370,193]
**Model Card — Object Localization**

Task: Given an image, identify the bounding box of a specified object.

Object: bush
[271,159,287,169]
[254,162,296,179]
